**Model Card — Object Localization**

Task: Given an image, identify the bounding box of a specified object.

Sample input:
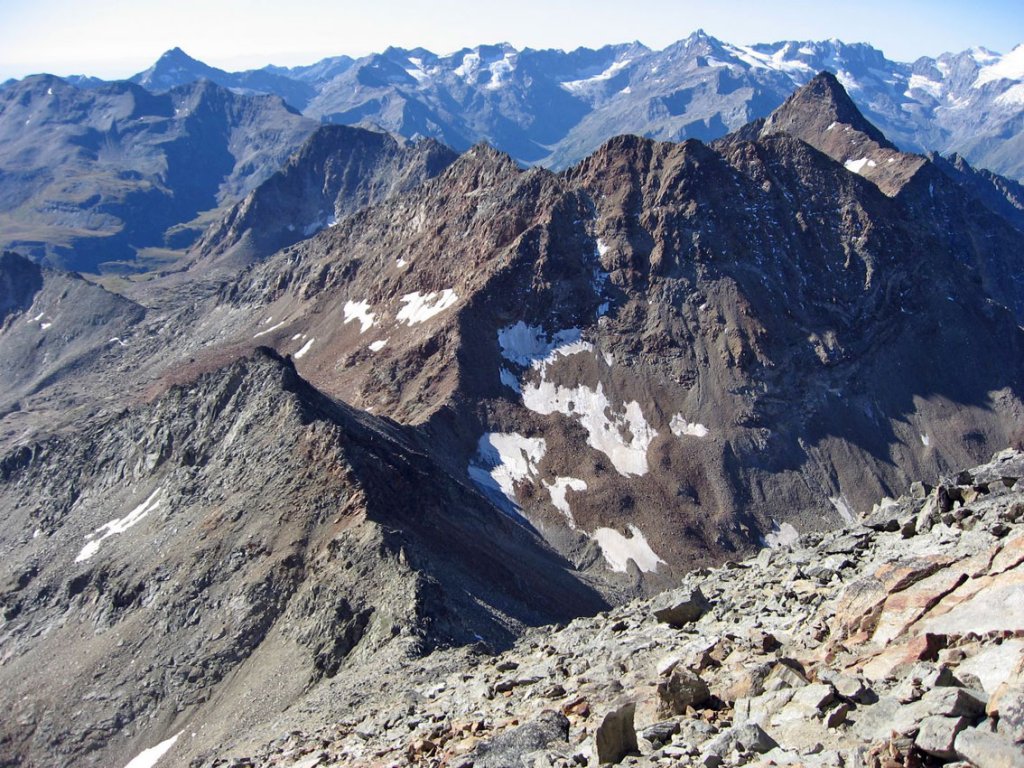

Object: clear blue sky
[1,0,1022,80]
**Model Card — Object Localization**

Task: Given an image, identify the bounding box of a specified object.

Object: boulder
[595,700,638,765]
[468,710,570,768]
[915,715,970,759]
[657,667,711,715]
[955,726,1024,768]
[653,588,711,627]
[991,684,1024,743]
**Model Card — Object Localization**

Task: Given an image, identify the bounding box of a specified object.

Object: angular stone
[595,701,638,765]
[731,723,778,754]
[772,683,835,724]
[955,726,1024,768]
[762,661,809,691]
[653,588,711,627]
[640,720,679,746]
[916,715,970,759]
[469,710,570,768]
[657,666,711,716]
[734,690,795,725]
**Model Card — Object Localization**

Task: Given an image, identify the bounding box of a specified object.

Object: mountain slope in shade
[192,125,458,272]
[0,348,606,767]
[0,76,317,272]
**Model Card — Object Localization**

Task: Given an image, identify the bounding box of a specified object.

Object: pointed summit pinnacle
[760,71,895,151]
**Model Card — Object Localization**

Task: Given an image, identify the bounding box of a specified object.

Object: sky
[1,0,1023,81]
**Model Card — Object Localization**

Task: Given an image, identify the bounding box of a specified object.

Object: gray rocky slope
[1,75,1024,766]
[0,348,607,767]
[186,448,1024,768]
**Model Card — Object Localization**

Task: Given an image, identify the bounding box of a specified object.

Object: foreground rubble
[204,450,1024,768]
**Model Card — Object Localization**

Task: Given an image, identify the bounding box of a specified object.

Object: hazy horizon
[2,0,1022,81]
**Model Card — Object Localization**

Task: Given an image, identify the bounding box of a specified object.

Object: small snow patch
[40,322,52,330]
[921,433,931,447]
[522,380,655,476]
[544,477,587,526]
[497,323,592,368]
[343,300,375,333]
[396,258,408,268]
[829,495,855,524]
[122,732,181,768]
[844,157,877,175]
[397,290,458,325]
[294,338,315,359]
[368,339,388,352]
[468,432,546,512]
[763,520,799,549]
[670,415,709,438]
[108,337,129,347]
[254,321,285,338]
[499,367,521,393]
[76,487,164,562]
[593,525,664,573]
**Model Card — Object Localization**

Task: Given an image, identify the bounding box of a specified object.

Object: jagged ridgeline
[4,34,1024,274]
[0,72,1022,767]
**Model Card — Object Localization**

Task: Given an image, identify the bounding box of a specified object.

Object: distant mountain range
[115,34,1024,180]
[1,32,1023,273]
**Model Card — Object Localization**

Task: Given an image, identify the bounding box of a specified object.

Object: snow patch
[996,83,1024,106]
[921,433,931,447]
[109,337,129,347]
[561,59,632,92]
[974,45,1024,88]
[544,477,587,525]
[468,432,546,512]
[763,520,799,549]
[76,487,164,562]
[343,300,375,333]
[497,323,592,368]
[396,258,408,268]
[294,338,315,359]
[844,157,877,175]
[484,53,516,90]
[40,322,52,330]
[122,732,182,768]
[253,321,285,338]
[669,415,709,438]
[368,339,388,352]
[906,74,944,99]
[522,379,655,476]
[592,525,664,573]
[396,290,458,325]
[499,367,521,393]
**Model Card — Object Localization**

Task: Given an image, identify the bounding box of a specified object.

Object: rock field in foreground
[197,449,1024,768]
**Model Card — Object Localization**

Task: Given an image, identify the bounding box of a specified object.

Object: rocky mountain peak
[761,71,893,150]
